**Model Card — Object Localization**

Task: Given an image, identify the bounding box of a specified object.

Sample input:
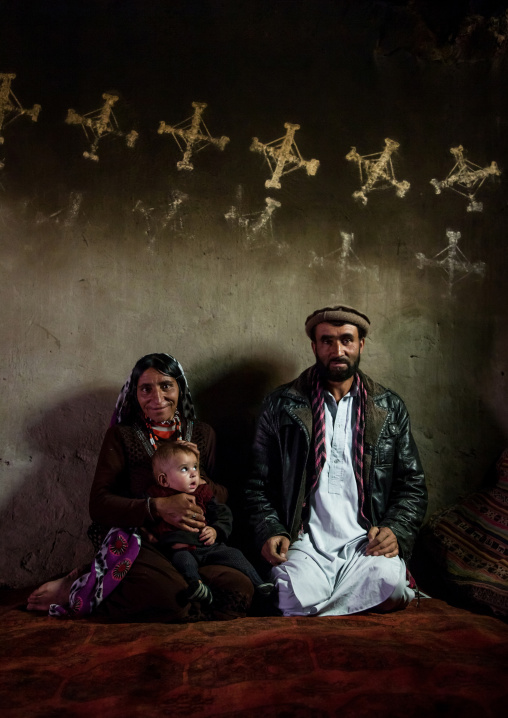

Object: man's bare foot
[26,567,80,612]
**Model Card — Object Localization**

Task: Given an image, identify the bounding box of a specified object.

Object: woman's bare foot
[26,567,80,611]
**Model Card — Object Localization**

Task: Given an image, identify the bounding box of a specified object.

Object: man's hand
[366,526,399,557]
[200,526,217,546]
[152,494,205,532]
[262,535,290,565]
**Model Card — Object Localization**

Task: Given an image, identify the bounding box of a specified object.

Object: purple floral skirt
[49,528,141,618]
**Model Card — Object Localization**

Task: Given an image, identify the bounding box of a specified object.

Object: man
[246,304,427,615]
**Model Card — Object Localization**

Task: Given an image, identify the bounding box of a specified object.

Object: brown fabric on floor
[1,597,507,717]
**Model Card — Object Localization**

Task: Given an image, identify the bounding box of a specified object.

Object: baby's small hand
[200,526,217,546]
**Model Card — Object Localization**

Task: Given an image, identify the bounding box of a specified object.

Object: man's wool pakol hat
[305,304,371,338]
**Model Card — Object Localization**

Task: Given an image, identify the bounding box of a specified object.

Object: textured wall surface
[1,0,507,587]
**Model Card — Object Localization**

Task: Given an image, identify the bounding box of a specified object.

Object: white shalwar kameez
[273,384,414,616]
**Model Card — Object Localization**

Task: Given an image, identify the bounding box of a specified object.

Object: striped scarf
[310,366,369,524]
[145,411,182,448]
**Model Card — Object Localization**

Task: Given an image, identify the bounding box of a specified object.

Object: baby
[149,441,273,606]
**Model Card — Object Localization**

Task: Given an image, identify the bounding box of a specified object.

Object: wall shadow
[193,356,295,565]
[1,387,117,587]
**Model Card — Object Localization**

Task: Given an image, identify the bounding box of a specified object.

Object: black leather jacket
[245,368,427,560]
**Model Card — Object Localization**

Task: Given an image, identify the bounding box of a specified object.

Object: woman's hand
[152,493,205,532]
[177,440,200,458]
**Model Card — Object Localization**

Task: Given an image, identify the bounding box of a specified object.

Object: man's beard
[315,354,361,383]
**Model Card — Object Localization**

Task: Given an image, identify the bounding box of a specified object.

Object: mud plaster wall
[1,0,507,588]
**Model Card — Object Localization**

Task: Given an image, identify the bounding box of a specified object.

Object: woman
[27,353,253,621]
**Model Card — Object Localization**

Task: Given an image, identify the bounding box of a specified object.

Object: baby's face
[161,451,199,493]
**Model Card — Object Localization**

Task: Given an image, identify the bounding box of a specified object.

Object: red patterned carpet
[1,595,507,717]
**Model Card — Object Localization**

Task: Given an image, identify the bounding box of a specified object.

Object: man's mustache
[328,357,351,366]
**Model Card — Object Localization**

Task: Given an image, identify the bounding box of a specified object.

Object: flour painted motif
[430,145,501,212]
[133,190,188,242]
[250,123,319,190]
[346,138,410,205]
[158,102,229,171]
[66,93,138,161]
[416,229,486,296]
[309,231,378,284]
[225,188,286,253]
[0,73,41,169]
